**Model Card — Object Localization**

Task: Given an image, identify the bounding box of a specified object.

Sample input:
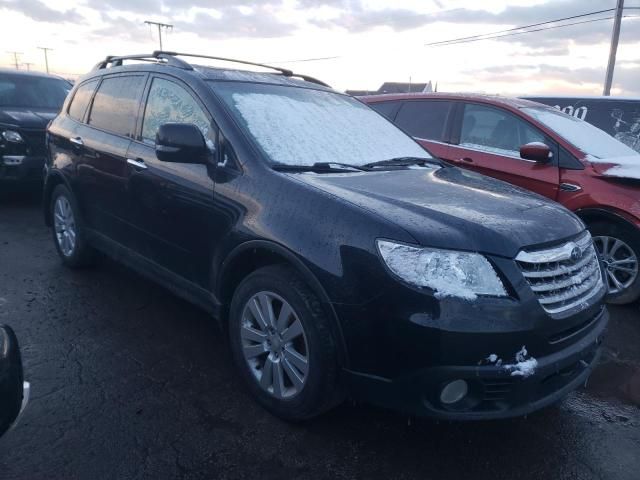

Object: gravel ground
[1,191,639,480]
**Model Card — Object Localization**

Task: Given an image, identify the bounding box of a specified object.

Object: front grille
[516,231,604,315]
[481,379,514,402]
[20,129,47,156]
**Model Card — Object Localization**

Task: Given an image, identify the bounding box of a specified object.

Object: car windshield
[0,74,71,109]
[210,81,431,166]
[523,106,638,159]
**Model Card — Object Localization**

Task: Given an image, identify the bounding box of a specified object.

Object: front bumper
[343,305,608,420]
[0,155,45,184]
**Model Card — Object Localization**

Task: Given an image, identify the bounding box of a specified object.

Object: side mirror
[155,123,208,164]
[0,325,28,437]
[520,142,552,163]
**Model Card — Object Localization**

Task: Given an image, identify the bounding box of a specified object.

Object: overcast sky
[1,0,638,95]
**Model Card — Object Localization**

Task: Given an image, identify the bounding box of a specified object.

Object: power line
[38,47,53,74]
[144,21,173,51]
[425,8,616,46]
[6,51,22,69]
[427,14,639,47]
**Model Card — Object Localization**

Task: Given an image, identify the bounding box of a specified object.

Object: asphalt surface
[0,191,639,480]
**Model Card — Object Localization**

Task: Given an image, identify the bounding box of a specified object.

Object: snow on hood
[587,154,640,181]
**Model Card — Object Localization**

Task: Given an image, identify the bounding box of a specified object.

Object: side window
[68,79,98,122]
[369,101,401,121]
[88,76,145,136]
[395,101,452,141]
[460,103,546,157]
[141,78,213,145]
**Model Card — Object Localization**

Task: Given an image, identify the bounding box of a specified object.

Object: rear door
[393,100,454,158]
[125,75,218,285]
[77,73,146,246]
[447,102,560,200]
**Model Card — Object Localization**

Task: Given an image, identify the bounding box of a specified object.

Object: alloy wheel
[53,196,77,257]
[240,291,309,399]
[593,235,638,295]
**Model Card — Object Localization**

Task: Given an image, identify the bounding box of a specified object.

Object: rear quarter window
[88,75,145,137]
[68,79,98,122]
[394,101,452,141]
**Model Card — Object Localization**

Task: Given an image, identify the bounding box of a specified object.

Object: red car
[362,93,640,304]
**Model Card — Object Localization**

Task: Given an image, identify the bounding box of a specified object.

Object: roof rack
[92,51,330,87]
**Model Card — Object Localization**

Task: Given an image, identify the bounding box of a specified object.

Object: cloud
[184,6,294,39]
[0,0,83,23]
[465,62,640,96]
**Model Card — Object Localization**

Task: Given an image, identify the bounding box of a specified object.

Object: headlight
[1,130,24,143]
[376,240,507,300]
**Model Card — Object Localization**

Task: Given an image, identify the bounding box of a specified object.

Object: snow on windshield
[217,84,429,166]
[524,106,638,159]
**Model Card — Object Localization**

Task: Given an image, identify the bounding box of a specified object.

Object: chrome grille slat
[516,231,604,315]
[519,253,594,279]
[528,258,599,292]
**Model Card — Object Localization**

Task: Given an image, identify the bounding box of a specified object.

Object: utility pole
[144,21,173,51]
[38,47,53,73]
[603,0,624,96]
[6,51,22,69]
[23,62,34,71]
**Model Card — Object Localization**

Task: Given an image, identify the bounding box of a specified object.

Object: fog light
[440,379,468,405]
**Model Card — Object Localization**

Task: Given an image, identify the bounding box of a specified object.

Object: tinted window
[142,78,213,143]
[68,80,98,122]
[0,73,70,109]
[460,103,545,156]
[88,76,145,136]
[369,101,401,120]
[395,101,452,141]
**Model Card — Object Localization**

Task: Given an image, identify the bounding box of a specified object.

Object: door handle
[127,158,148,170]
[69,136,83,146]
[460,157,474,163]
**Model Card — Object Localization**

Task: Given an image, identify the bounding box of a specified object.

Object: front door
[126,76,218,286]
[446,102,560,201]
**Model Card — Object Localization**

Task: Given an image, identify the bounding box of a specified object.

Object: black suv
[0,68,71,188]
[44,52,608,420]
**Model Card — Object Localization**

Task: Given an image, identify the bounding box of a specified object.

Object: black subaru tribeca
[44,52,608,421]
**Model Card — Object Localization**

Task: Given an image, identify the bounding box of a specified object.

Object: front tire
[50,184,96,268]
[589,221,640,305]
[228,265,343,420]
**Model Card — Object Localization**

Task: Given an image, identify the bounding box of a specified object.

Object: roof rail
[92,52,193,71]
[92,51,331,87]
[158,51,331,87]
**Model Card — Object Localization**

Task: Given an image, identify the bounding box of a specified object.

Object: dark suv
[0,68,71,188]
[44,52,607,421]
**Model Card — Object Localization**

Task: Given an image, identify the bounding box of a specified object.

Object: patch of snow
[485,354,503,367]
[225,88,429,166]
[524,106,637,159]
[377,241,505,300]
[586,154,640,180]
[504,346,538,378]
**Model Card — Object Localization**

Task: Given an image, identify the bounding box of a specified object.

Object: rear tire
[588,221,640,305]
[50,184,96,268]
[228,265,343,420]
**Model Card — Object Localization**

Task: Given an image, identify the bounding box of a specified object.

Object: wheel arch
[575,207,639,232]
[216,240,350,368]
[43,171,72,227]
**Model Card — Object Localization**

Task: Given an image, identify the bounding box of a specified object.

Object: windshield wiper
[272,162,369,173]
[362,157,444,169]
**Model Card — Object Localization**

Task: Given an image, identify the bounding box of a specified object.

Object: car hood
[0,107,59,129]
[290,166,584,258]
